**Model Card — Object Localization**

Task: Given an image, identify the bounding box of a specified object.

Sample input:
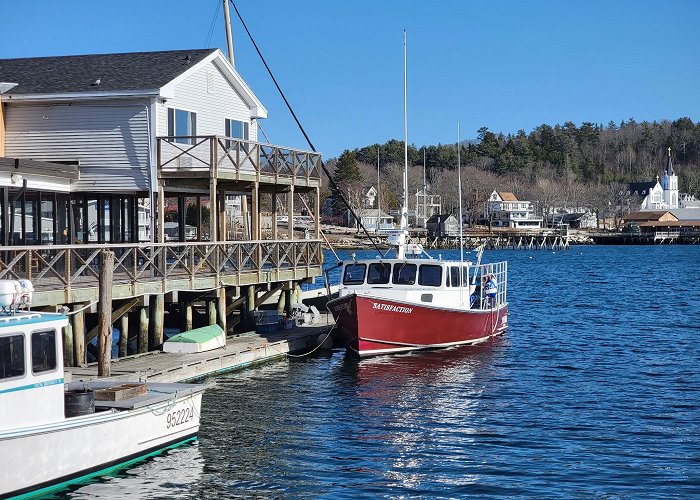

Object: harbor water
[56,246,699,498]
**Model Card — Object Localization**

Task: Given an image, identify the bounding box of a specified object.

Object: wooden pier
[66,314,335,384]
[421,227,573,251]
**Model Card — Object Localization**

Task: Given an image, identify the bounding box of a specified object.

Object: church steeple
[666,147,675,175]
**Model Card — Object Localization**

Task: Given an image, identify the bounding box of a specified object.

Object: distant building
[631,148,699,211]
[345,208,394,232]
[484,190,542,228]
[415,187,442,228]
[426,214,459,238]
[547,212,597,229]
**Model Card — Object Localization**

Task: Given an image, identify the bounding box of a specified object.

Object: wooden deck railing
[157,136,322,182]
[0,240,323,295]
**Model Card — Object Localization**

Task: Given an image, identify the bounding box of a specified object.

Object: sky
[2,0,699,159]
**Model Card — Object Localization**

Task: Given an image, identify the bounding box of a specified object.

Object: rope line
[229,0,387,258]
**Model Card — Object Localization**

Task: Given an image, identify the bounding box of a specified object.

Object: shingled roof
[0,49,216,95]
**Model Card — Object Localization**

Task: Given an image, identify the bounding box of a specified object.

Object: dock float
[66,315,334,384]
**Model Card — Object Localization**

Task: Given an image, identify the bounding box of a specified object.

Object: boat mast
[423,147,427,228]
[223,0,235,66]
[398,30,409,259]
[457,122,465,306]
[377,145,381,234]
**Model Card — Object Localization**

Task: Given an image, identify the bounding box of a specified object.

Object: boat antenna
[229,0,387,257]
[397,29,409,260]
[457,121,465,306]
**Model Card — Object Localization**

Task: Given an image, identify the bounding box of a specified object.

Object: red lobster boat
[328,254,508,357]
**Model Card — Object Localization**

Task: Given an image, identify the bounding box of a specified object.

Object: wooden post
[208,299,217,326]
[246,285,256,329]
[98,250,114,377]
[157,182,165,243]
[252,183,259,240]
[119,313,129,358]
[152,294,164,349]
[219,188,227,241]
[138,306,149,354]
[217,288,227,331]
[72,308,85,366]
[0,94,5,157]
[241,194,250,239]
[284,288,293,317]
[272,192,278,240]
[209,137,218,242]
[276,288,286,315]
[314,186,320,239]
[287,186,294,240]
[185,302,193,331]
[63,322,74,368]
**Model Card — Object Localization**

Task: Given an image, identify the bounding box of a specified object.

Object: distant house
[426,214,459,238]
[547,211,597,229]
[415,187,442,228]
[362,186,378,208]
[345,208,394,232]
[484,190,542,228]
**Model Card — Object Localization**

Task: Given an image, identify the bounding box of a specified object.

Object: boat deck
[65,381,206,410]
[66,314,335,384]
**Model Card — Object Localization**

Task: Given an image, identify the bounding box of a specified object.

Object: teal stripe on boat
[9,436,198,499]
[0,378,64,395]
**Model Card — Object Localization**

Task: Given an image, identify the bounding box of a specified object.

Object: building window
[167,108,197,144]
[31,329,57,374]
[225,119,249,140]
[0,335,25,379]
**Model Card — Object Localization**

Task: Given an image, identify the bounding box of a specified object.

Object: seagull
[91,78,101,86]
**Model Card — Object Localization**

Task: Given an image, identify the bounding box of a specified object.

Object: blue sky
[2,0,699,158]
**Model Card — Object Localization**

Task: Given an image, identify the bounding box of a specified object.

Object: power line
[204,0,222,48]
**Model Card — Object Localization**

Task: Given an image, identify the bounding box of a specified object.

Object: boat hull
[328,294,508,357]
[0,389,204,497]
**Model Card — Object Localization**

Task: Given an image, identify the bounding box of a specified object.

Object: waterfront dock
[67,314,335,383]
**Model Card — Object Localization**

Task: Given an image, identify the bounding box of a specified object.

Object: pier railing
[157,136,322,182]
[0,240,323,304]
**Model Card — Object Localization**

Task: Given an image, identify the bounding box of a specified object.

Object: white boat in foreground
[0,281,208,498]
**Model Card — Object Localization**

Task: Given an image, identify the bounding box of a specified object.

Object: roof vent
[182,54,191,64]
[91,78,101,86]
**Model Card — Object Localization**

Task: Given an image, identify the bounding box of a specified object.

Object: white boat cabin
[338,258,507,310]
[0,312,68,428]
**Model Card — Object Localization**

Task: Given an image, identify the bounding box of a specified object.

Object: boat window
[449,266,469,287]
[343,264,367,285]
[367,263,391,284]
[418,265,443,287]
[392,263,417,285]
[31,329,57,374]
[0,335,25,379]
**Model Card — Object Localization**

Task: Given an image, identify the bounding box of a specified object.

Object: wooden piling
[152,294,164,349]
[208,299,217,326]
[217,288,227,332]
[97,250,114,378]
[119,313,129,358]
[63,322,74,367]
[72,308,85,366]
[185,302,193,331]
[138,306,149,354]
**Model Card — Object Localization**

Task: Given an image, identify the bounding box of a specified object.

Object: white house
[484,190,542,229]
[0,48,268,245]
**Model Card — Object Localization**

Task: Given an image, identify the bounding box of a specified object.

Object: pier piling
[72,308,85,367]
[97,250,114,377]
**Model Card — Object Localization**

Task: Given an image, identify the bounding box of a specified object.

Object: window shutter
[167,108,174,137]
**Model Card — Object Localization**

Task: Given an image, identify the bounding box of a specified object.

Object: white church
[630,148,699,211]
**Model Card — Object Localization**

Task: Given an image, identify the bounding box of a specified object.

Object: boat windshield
[367,263,391,284]
[343,264,367,285]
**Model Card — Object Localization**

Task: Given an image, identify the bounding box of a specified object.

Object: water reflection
[333,342,506,492]
[59,441,204,499]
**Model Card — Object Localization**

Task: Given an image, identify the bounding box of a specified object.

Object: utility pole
[223,0,235,66]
